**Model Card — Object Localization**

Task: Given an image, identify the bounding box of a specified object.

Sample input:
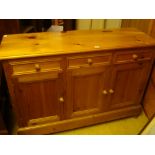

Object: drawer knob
[59,97,64,103]
[87,58,93,65]
[132,54,138,60]
[109,89,114,94]
[102,90,108,95]
[35,64,41,71]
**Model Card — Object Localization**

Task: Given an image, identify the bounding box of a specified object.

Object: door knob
[35,64,41,71]
[109,89,114,94]
[102,90,108,95]
[59,97,64,103]
[87,58,93,65]
[132,54,138,60]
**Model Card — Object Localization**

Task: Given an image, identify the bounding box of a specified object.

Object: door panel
[13,71,64,127]
[108,61,151,110]
[66,65,110,119]
[73,74,101,111]
[76,19,122,30]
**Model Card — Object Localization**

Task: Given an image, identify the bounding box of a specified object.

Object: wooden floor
[56,111,148,135]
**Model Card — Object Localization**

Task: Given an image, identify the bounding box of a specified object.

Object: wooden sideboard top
[0,28,155,60]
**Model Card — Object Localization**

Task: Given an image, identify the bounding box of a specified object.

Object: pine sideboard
[0,28,155,134]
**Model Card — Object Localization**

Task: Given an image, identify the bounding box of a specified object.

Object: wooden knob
[35,64,41,71]
[132,54,138,60]
[59,97,64,103]
[87,58,93,65]
[102,90,108,95]
[109,89,114,94]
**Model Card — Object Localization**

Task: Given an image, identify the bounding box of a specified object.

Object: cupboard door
[66,65,110,119]
[13,70,64,127]
[108,61,152,110]
[0,113,6,134]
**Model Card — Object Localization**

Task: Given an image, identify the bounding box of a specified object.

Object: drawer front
[113,50,152,64]
[68,53,112,69]
[10,57,62,76]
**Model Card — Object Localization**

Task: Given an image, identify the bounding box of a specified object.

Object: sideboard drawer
[68,53,112,68]
[9,58,62,75]
[113,51,152,64]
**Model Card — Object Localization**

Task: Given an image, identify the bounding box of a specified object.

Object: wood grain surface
[1,28,155,60]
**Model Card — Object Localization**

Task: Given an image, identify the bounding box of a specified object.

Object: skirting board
[18,105,142,135]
